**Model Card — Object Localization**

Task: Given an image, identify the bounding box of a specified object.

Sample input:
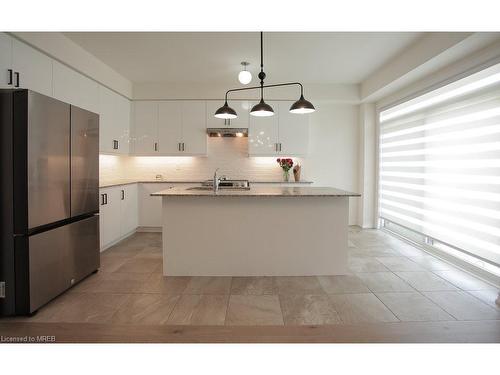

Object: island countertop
[151,186,360,197]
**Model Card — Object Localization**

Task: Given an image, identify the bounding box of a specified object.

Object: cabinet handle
[279,143,282,152]
[8,69,13,85]
[101,194,105,206]
[121,190,125,200]
[154,142,158,152]
[14,72,19,88]
[182,143,185,152]
[104,193,108,205]
[112,140,119,150]
[178,142,180,151]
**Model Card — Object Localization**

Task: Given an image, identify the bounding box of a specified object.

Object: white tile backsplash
[100,137,305,183]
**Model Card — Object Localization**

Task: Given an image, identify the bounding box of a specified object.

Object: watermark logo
[1,335,56,343]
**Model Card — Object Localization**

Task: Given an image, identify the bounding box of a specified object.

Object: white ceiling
[64,32,422,85]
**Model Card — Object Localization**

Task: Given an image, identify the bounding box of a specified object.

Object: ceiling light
[289,95,316,114]
[238,62,252,85]
[214,101,237,119]
[215,32,315,120]
[250,99,274,117]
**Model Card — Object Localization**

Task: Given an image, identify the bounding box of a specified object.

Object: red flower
[276,158,281,163]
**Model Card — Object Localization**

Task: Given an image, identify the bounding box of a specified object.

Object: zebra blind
[379,63,500,266]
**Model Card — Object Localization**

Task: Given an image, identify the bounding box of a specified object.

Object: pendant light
[238,62,252,85]
[215,32,315,119]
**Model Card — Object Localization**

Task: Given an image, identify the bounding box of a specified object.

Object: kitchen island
[151,186,360,276]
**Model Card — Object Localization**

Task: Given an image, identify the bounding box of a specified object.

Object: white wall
[100,101,361,224]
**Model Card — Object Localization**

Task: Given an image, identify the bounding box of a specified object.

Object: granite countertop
[151,186,360,197]
[99,179,314,188]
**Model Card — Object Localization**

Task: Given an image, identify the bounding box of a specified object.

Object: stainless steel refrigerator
[0,89,100,316]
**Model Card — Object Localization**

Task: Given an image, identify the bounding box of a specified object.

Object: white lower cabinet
[99,184,138,251]
[0,33,12,89]
[138,183,173,228]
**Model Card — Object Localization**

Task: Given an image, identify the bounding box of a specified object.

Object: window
[378,62,500,273]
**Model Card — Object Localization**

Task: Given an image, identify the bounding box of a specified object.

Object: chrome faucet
[213,168,220,193]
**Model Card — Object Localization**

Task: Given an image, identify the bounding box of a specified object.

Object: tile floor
[5,228,500,326]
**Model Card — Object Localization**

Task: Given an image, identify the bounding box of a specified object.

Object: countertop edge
[99,180,314,188]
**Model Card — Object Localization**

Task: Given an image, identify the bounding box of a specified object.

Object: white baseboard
[136,226,162,233]
[100,229,137,252]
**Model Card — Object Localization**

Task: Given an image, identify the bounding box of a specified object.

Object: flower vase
[282,169,290,182]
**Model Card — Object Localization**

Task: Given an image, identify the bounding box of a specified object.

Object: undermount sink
[187,186,213,191]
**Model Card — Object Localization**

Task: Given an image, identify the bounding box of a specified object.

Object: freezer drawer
[28,215,99,312]
[71,106,99,217]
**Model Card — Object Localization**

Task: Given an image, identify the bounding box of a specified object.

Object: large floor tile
[98,256,129,273]
[134,246,162,259]
[138,274,191,294]
[276,276,325,295]
[230,277,279,295]
[395,272,458,292]
[43,293,129,323]
[357,272,414,292]
[167,295,228,325]
[375,292,454,322]
[423,291,500,320]
[183,277,232,294]
[71,272,150,294]
[468,290,500,311]
[348,256,389,273]
[226,295,284,325]
[433,269,498,291]
[408,255,457,271]
[279,294,341,325]
[392,243,429,257]
[114,257,161,274]
[111,294,180,325]
[317,275,370,294]
[349,246,401,258]
[328,293,398,324]
[376,257,425,272]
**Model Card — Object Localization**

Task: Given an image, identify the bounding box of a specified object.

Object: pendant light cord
[260,31,264,100]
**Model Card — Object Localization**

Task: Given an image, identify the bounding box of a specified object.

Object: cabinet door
[181,101,207,155]
[99,187,121,250]
[206,100,250,129]
[132,101,159,155]
[248,101,280,156]
[98,86,115,154]
[138,183,173,228]
[119,184,138,236]
[0,33,13,89]
[53,61,99,113]
[12,39,53,97]
[158,101,182,155]
[278,101,309,156]
[115,94,131,154]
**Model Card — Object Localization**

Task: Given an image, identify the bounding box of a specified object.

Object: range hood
[207,128,248,137]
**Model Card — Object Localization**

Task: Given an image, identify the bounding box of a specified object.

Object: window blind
[379,63,500,266]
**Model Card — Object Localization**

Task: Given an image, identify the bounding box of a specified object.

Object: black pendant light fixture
[214,32,315,119]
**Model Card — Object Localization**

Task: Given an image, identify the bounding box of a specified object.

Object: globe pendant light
[215,32,315,119]
[238,61,252,85]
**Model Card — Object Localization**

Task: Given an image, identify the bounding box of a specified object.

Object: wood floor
[1,229,499,343]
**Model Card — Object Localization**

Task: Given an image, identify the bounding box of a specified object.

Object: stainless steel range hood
[207,128,248,137]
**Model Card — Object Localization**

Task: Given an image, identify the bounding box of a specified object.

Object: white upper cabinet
[0,33,12,89]
[181,100,207,155]
[12,38,53,97]
[132,100,207,156]
[99,86,131,154]
[248,100,280,156]
[248,101,309,156]
[278,101,309,156]
[132,101,159,155]
[206,100,250,129]
[158,101,182,155]
[53,61,99,113]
